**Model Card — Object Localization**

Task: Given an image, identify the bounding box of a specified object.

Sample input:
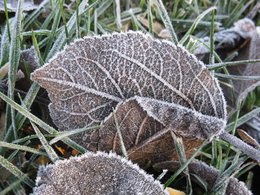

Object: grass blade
[0,155,34,187]
[153,0,178,45]
[0,175,27,195]
[215,73,260,81]
[209,9,215,64]
[30,122,59,163]
[0,19,12,67]
[43,3,61,60]
[0,91,86,153]
[113,111,128,159]
[0,141,48,157]
[46,0,89,61]
[13,134,55,144]
[24,0,49,29]
[31,31,44,66]
[207,59,260,70]
[6,0,23,139]
[170,132,193,194]
[59,0,69,43]
[3,0,11,41]
[225,0,254,27]
[179,7,217,45]
[115,0,122,30]
[148,0,154,35]
[164,140,209,187]
[49,125,100,145]
[226,107,260,132]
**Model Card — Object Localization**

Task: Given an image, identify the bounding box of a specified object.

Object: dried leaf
[32,151,166,195]
[31,31,226,130]
[137,16,164,35]
[244,112,260,144]
[223,25,260,107]
[158,29,171,39]
[31,31,227,165]
[194,18,255,57]
[237,129,260,148]
[154,160,252,195]
[166,187,186,195]
[91,97,204,166]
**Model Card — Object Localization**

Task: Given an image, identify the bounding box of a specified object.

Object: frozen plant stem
[219,131,260,162]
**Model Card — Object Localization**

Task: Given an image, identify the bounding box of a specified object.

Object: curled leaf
[237,129,260,149]
[93,97,210,166]
[32,151,166,195]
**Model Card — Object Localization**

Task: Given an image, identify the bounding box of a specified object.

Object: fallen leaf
[32,151,166,195]
[214,22,260,107]
[194,18,255,58]
[31,31,260,163]
[244,112,260,145]
[31,31,226,165]
[154,160,252,195]
[237,128,260,148]
[137,16,164,35]
[158,29,171,39]
[166,187,186,195]
[233,26,260,106]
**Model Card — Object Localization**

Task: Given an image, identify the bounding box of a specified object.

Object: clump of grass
[0,0,259,194]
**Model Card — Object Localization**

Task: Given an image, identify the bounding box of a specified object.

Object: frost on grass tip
[31,31,260,163]
[32,151,166,195]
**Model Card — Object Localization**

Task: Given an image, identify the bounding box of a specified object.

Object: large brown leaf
[31,31,228,164]
[32,31,260,163]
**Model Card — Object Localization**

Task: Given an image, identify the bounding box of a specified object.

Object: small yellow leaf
[54,145,66,155]
[166,187,186,195]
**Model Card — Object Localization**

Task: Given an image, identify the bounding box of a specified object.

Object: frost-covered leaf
[89,97,204,166]
[31,31,227,164]
[154,160,252,195]
[31,31,260,163]
[222,25,260,107]
[32,151,166,195]
[234,27,260,106]
[0,0,43,12]
[194,18,256,58]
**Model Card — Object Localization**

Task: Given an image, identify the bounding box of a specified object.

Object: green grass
[0,0,259,194]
